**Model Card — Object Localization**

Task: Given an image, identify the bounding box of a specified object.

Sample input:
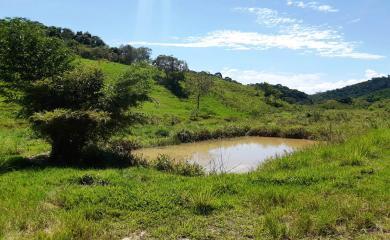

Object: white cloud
[287,1,339,13]
[131,28,384,60]
[235,7,300,27]
[365,69,385,79]
[130,8,384,60]
[347,18,361,24]
[220,68,384,94]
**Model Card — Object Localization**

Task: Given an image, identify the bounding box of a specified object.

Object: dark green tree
[29,65,154,163]
[153,55,189,97]
[153,55,188,72]
[0,18,73,88]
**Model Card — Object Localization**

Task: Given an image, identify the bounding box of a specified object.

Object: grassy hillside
[311,76,390,103]
[78,59,389,147]
[82,59,271,118]
[1,58,390,239]
[1,59,389,162]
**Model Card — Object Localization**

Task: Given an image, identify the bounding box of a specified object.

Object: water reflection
[133,137,315,173]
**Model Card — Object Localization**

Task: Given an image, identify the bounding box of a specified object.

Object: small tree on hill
[185,72,214,113]
[153,55,188,97]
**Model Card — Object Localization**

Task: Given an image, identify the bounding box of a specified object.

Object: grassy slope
[84,58,269,118]
[1,59,389,239]
[83,59,390,147]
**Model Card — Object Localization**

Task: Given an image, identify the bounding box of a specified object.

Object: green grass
[0,59,389,239]
[0,129,389,239]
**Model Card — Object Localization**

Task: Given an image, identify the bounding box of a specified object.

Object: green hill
[311,76,390,102]
[81,59,275,118]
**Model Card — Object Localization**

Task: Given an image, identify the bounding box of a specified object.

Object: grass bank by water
[0,129,389,239]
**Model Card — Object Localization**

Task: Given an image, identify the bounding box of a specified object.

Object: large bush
[0,18,154,163]
[0,18,73,88]
[29,65,153,163]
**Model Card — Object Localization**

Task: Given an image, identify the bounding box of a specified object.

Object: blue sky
[1,0,389,93]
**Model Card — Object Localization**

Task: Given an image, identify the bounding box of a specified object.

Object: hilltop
[311,76,390,103]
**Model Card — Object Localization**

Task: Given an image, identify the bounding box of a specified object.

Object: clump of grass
[154,154,175,172]
[212,181,238,196]
[187,189,216,215]
[293,213,313,238]
[153,154,204,176]
[264,214,289,240]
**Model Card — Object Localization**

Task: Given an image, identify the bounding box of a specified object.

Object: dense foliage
[311,76,390,102]
[29,65,153,162]
[17,18,152,65]
[0,18,73,87]
[253,82,312,104]
[153,55,189,97]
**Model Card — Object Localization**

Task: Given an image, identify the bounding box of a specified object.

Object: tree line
[252,83,312,105]
[23,18,152,65]
[311,76,390,103]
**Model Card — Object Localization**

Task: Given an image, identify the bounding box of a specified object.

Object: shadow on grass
[0,149,141,174]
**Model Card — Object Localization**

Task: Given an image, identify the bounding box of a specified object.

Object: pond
[133,136,316,173]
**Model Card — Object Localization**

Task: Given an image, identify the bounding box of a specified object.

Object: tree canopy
[153,55,189,97]
[0,17,154,164]
[253,82,312,104]
[0,18,73,85]
[311,76,390,103]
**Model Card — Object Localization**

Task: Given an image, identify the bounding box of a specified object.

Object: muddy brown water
[133,136,316,173]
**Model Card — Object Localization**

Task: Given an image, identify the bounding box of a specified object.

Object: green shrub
[31,109,110,163]
[154,154,175,172]
[153,154,204,176]
[176,129,194,143]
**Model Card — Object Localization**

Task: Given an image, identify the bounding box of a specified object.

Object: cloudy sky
[1,0,389,93]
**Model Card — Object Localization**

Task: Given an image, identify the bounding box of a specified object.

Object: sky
[1,0,389,94]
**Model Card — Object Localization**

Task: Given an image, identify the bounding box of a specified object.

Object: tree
[214,72,223,78]
[29,65,153,163]
[0,18,73,87]
[153,55,188,73]
[153,55,189,97]
[0,17,154,163]
[185,72,214,112]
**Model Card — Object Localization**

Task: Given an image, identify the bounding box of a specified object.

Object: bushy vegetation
[311,76,390,103]
[153,55,189,97]
[253,82,312,104]
[8,17,152,65]
[0,18,154,163]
